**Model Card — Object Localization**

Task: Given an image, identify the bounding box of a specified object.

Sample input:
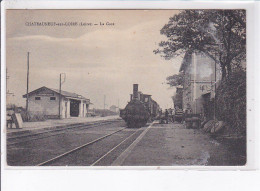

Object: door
[70,99,80,117]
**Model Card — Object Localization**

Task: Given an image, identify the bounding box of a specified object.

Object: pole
[6,68,8,89]
[104,95,106,110]
[214,52,217,121]
[6,69,15,103]
[26,52,30,120]
[59,74,61,119]
[117,99,120,113]
[58,73,66,119]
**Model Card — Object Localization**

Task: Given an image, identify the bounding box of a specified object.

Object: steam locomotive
[120,84,160,128]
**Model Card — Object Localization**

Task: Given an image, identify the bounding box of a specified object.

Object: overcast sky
[6,10,183,109]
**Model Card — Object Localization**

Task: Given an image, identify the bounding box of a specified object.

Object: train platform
[112,121,245,166]
[6,115,120,136]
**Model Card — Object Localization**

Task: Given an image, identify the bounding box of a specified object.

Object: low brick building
[23,86,90,119]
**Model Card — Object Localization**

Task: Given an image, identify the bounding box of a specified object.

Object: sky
[6,10,183,109]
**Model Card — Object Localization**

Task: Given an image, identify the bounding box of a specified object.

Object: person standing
[171,108,175,123]
[165,109,169,124]
[168,108,173,123]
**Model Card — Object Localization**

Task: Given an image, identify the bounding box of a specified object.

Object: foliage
[27,112,47,122]
[215,69,246,135]
[166,72,184,87]
[154,10,246,78]
[172,89,183,109]
[6,105,47,122]
[167,72,184,108]
[20,111,47,122]
[202,97,214,121]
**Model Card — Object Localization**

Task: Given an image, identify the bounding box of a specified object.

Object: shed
[23,86,90,119]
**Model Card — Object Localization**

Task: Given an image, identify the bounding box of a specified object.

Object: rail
[7,119,122,146]
[36,127,127,166]
[90,128,141,166]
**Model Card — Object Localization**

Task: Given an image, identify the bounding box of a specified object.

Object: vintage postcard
[3,8,249,168]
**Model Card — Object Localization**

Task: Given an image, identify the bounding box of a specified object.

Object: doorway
[70,99,80,117]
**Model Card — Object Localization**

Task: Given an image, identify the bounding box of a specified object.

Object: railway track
[37,127,127,166]
[7,119,122,146]
[90,128,141,166]
[36,127,143,166]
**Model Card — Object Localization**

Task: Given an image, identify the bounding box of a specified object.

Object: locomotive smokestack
[133,84,138,100]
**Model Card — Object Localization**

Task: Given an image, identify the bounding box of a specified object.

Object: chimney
[133,84,138,100]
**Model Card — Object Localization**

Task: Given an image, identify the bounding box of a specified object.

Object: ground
[6,119,246,166]
[118,122,246,166]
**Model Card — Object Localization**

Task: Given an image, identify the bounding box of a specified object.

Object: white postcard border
[1,2,259,190]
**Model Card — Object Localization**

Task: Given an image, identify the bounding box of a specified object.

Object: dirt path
[120,122,246,166]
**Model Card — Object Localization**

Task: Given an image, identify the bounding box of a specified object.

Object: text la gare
[100,22,115,26]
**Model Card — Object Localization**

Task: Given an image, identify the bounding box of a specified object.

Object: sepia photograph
[5,9,247,167]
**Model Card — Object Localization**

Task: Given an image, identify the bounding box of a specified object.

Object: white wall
[182,52,220,113]
[27,88,87,118]
[28,93,59,117]
[61,98,71,118]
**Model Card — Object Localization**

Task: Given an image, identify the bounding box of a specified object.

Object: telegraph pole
[59,74,62,118]
[104,95,106,110]
[117,99,120,113]
[58,73,66,119]
[26,52,30,120]
[6,69,15,101]
[6,68,9,87]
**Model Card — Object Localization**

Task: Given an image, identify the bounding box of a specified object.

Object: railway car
[120,84,160,128]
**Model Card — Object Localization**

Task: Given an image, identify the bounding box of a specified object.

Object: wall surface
[28,89,59,117]
[182,52,221,114]
[25,88,89,118]
[61,98,70,118]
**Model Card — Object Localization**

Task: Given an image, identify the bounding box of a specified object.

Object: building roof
[49,88,88,100]
[23,86,89,101]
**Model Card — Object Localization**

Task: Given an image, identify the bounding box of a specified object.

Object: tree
[215,68,246,135]
[166,72,184,87]
[154,10,246,79]
[172,90,183,109]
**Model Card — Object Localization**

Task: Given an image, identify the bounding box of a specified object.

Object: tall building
[179,51,220,115]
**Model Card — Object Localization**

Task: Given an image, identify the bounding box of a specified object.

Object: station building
[23,86,90,119]
[179,51,221,115]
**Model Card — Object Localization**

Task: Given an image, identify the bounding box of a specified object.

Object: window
[35,97,41,100]
[50,97,56,101]
[145,97,148,102]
